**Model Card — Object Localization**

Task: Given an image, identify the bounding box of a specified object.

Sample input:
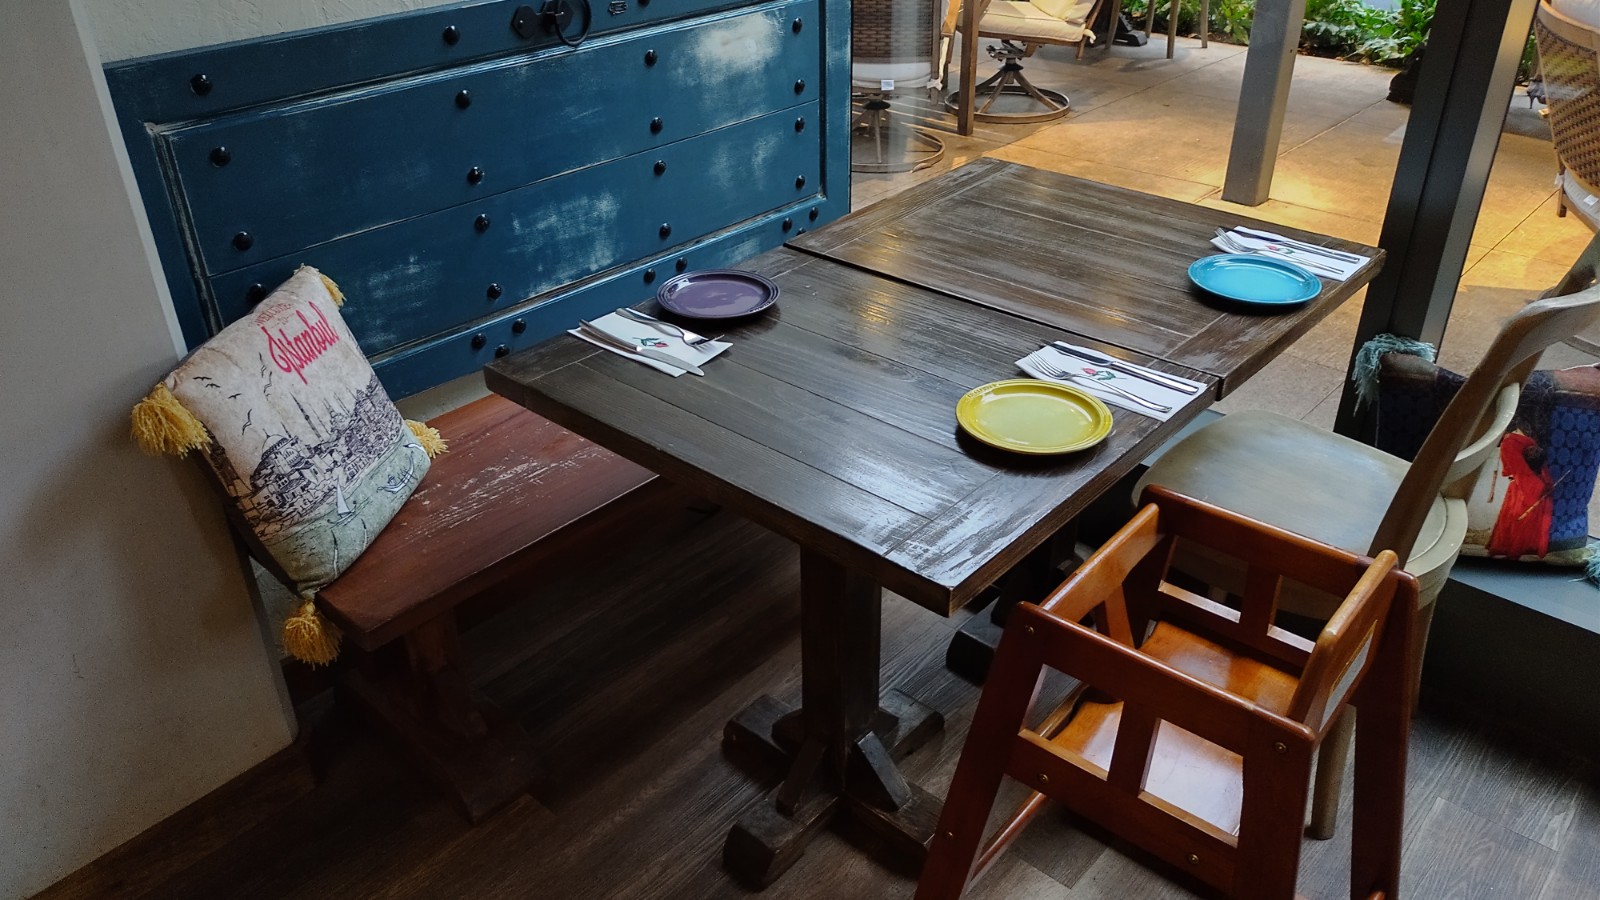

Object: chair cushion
[852,60,934,91]
[1031,0,1098,27]
[1549,0,1600,27]
[1375,353,1600,566]
[980,0,1093,43]
[1137,410,1455,576]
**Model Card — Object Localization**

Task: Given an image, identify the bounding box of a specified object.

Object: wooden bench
[103,0,844,823]
[313,392,673,821]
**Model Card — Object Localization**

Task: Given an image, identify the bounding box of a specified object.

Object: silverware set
[616,307,721,346]
[1230,227,1365,263]
[1030,358,1173,414]
[1213,229,1347,277]
[577,319,705,375]
[1051,342,1200,395]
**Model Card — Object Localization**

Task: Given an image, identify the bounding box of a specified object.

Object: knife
[1233,227,1365,264]
[1051,343,1201,395]
[577,320,705,375]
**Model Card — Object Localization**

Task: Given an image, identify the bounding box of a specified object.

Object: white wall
[90,0,460,61]
[0,3,299,897]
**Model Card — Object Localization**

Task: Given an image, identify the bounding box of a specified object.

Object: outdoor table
[484,159,1382,888]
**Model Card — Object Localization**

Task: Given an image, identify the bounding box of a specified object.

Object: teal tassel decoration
[1584,546,1600,587]
[1352,333,1437,410]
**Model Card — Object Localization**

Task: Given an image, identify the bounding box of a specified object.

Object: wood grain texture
[1402,797,1558,899]
[45,509,1596,900]
[487,250,1217,615]
[789,158,1384,395]
[315,394,659,650]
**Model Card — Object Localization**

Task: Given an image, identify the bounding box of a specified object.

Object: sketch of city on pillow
[166,267,430,592]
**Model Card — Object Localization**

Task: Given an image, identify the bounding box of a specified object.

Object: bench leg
[338,614,543,823]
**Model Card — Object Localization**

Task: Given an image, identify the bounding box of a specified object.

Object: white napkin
[1016,345,1204,422]
[1211,227,1370,281]
[568,312,731,377]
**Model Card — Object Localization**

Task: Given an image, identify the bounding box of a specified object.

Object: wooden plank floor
[63,509,1600,900]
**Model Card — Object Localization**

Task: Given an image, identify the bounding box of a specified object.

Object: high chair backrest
[1374,235,1600,563]
[1106,486,1411,737]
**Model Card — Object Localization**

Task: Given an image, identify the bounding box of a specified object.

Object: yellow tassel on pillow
[406,419,448,458]
[317,272,345,308]
[130,383,210,457]
[282,596,341,666]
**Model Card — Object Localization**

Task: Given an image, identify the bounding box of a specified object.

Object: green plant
[1113,0,1434,70]
[1518,29,1539,84]
[1210,0,1253,43]
[1355,0,1435,64]
[1301,0,1388,59]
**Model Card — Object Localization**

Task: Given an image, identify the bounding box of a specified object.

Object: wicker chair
[1534,0,1600,231]
[852,0,947,174]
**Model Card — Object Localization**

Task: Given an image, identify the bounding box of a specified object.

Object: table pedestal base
[722,691,944,888]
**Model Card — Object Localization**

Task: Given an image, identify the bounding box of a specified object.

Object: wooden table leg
[722,549,945,888]
[337,614,543,823]
[945,524,1078,683]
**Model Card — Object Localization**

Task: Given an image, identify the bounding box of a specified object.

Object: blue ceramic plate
[1187,254,1322,307]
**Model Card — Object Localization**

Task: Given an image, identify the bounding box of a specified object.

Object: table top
[487,246,1215,616]
[789,158,1383,396]
[487,161,1381,616]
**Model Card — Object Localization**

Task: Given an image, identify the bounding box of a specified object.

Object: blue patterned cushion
[1375,354,1600,565]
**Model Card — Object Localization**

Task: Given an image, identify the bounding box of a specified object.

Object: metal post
[1332,0,1538,437]
[1221,0,1309,205]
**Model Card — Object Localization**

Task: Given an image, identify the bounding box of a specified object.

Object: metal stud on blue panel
[104,0,850,394]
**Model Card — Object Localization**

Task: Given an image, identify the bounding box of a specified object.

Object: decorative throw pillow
[131,266,445,663]
[1371,351,1600,568]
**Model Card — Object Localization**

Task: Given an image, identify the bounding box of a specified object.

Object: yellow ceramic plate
[956,379,1113,455]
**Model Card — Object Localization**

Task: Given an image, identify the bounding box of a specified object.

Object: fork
[616,307,721,347]
[1213,230,1344,277]
[1031,359,1172,413]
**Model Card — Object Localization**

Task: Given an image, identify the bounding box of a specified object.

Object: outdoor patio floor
[853,35,1600,427]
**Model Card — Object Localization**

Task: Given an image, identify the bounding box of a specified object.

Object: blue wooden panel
[102,0,760,123]
[373,203,817,398]
[207,103,821,357]
[165,0,821,274]
[104,0,850,392]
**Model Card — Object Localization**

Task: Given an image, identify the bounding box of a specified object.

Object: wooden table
[791,159,1381,397]
[485,160,1381,887]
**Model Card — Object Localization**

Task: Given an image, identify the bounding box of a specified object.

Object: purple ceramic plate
[655,269,780,319]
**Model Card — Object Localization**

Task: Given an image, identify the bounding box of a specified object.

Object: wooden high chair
[917,486,1419,900]
[1135,247,1600,837]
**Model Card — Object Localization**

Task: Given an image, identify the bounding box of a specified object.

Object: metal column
[1332,0,1539,436]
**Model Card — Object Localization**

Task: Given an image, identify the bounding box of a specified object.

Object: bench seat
[318,393,660,650]
[313,393,674,821]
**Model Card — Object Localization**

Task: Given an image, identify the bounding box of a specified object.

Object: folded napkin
[1016,345,1205,422]
[1212,226,1370,281]
[568,312,731,376]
